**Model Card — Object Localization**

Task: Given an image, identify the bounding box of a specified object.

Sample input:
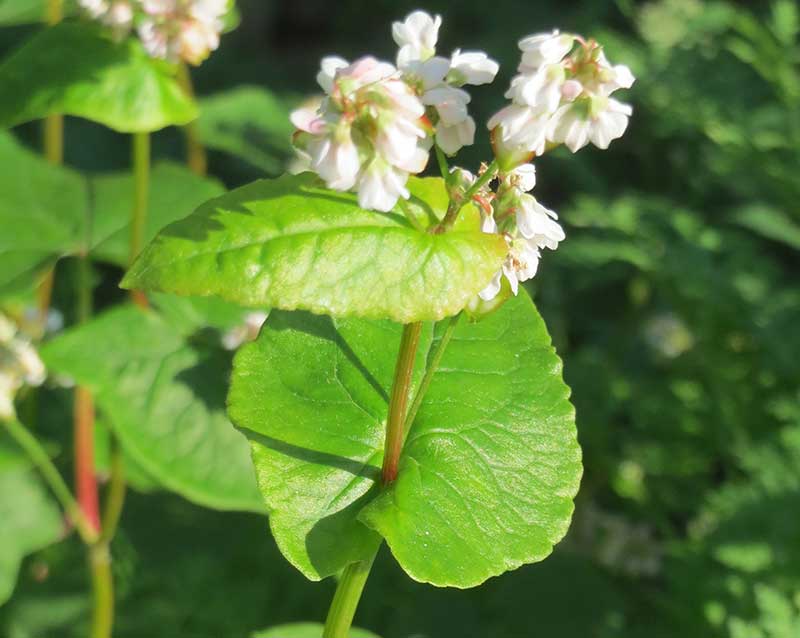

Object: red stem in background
[74,386,100,534]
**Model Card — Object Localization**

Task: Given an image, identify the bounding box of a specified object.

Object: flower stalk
[381,322,423,485]
[322,551,378,638]
[177,63,208,176]
[129,131,151,308]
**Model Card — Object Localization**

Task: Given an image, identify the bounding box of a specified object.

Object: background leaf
[252,622,380,638]
[0,22,197,132]
[41,304,264,512]
[197,86,293,173]
[0,436,63,606]
[123,173,508,322]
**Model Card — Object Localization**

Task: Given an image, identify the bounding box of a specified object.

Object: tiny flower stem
[129,131,151,308]
[322,550,378,638]
[177,63,208,176]
[434,144,451,184]
[403,312,461,438]
[2,416,99,545]
[433,159,499,233]
[381,322,423,485]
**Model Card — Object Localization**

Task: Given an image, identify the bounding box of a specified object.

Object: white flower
[422,86,470,126]
[511,163,536,192]
[518,30,575,70]
[0,371,16,419]
[548,97,633,152]
[291,55,429,212]
[478,214,542,300]
[79,0,108,18]
[489,32,634,164]
[11,341,46,387]
[138,0,227,65]
[357,157,410,212]
[393,10,441,67]
[516,194,564,249]
[448,49,499,86]
[436,117,476,155]
[79,0,133,39]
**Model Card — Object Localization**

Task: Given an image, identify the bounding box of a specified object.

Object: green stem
[99,439,126,544]
[89,543,114,638]
[2,416,98,545]
[129,132,151,307]
[434,144,451,183]
[177,63,208,176]
[403,313,461,437]
[381,322,423,485]
[322,551,378,638]
[433,159,498,233]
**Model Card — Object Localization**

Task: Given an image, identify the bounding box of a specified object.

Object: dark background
[2,0,800,636]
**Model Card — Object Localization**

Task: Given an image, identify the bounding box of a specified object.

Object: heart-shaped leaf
[228,292,582,587]
[122,173,508,322]
[0,22,197,132]
[228,312,432,579]
[40,305,264,512]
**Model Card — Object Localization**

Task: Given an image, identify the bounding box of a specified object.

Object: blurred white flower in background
[221,311,269,351]
[0,314,46,419]
[78,0,228,65]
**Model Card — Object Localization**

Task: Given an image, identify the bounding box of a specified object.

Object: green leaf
[0,22,197,133]
[0,438,63,606]
[40,305,264,513]
[89,161,225,266]
[0,131,87,296]
[229,313,432,579]
[196,86,293,173]
[123,173,508,322]
[252,623,380,638]
[0,0,72,24]
[732,205,800,252]
[229,292,581,587]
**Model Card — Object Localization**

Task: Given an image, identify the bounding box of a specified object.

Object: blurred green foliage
[1,0,799,636]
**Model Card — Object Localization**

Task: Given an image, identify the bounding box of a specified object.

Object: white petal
[518,30,574,69]
[392,10,441,63]
[448,49,499,86]
[436,117,475,154]
[317,56,348,93]
[512,163,536,191]
[478,271,503,301]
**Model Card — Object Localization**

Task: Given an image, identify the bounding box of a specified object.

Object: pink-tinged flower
[138,0,228,65]
[291,55,430,212]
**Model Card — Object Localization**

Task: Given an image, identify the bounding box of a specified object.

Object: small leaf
[0,437,63,606]
[252,623,380,638]
[196,86,293,173]
[41,305,264,513]
[123,173,508,322]
[229,292,581,586]
[228,312,432,579]
[0,22,197,132]
[732,205,800,251]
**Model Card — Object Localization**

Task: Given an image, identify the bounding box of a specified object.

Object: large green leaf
[0,0,72,24]
[40,305,264,513]
[229,312,432,579]
[89,162,225,266]
[0,132,86,296]
[228,292,582,587]
[197,86,293,173]
[122,174,508,322]
[0,22,197,132]
[252,623,380,638]
[0,437,63,606]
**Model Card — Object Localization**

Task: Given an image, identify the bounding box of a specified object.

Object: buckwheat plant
[122,10,634,637]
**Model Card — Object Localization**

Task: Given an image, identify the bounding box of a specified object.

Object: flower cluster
[291,11,634,301]
[489,29,635,165]
[0,315,46,419]
[77,0,228,65]
[290,10,498,212]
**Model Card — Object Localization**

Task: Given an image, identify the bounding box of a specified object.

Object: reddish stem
[74,386,100,534]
